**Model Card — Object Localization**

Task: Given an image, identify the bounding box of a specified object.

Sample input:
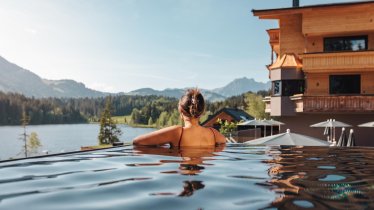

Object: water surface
[0,145,373,209]
[0,124,155,160]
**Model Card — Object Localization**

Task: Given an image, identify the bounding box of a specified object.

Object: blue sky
[0,0,353,92]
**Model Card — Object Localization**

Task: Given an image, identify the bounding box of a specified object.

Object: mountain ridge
[0,56,108,98]
[124,87,228,102]
[0,55,270,100]
[212,77,271,97]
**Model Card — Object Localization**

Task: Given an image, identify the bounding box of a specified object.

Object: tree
[27,132,42,156]
[98,97,122,145]
[170,109,182,126]
[157,111,169,128]
[20,108,30,157]
[148,117,153,126]
[245,93,269,120]
[130,108,142,124]
[217,118,237,135]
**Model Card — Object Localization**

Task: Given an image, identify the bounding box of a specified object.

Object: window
[282,80,305,96]
[272,81,281,96]
[329,75,360,94]
[324,36,368,52]
[272,80,304,96]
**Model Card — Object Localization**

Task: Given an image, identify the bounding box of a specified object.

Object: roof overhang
[268,54,302,71]
[252,1,374,19]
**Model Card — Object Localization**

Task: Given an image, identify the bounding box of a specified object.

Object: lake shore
[0,124,156,161]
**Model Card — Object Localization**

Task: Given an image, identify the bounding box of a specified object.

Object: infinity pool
[0,144,373,210]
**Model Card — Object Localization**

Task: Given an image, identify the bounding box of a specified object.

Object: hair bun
[179,88,205,119]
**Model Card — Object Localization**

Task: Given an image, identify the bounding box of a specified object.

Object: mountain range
[0,56,270,101]
[125,77,271,101]
[0,56,106,98]
[125,88,228,102]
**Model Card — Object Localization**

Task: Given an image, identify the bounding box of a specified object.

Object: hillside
[0,56,107,98]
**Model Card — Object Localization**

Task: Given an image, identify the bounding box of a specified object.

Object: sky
[0,0,355,93]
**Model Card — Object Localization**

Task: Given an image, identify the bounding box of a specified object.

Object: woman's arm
[211,128,227,145]
[133,125,182,147]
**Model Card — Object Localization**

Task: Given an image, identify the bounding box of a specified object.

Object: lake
[0,124,156,160]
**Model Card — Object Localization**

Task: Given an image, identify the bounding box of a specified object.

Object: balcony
[290,94,374,113]
[267,29,280,58]
[263,96,271,113]
[267,29,279,45]
[302,51,374,73]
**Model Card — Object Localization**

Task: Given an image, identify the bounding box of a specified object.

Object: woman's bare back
[178,126,217,147]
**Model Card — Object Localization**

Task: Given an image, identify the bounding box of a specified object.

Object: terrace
[290,94,374,113]
[302,51,374,73]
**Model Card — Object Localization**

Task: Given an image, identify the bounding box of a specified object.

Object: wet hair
[178,88,205,119]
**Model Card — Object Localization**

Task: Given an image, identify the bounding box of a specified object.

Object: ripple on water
[1,145,374,210]
[319,174,346,182]
[293,200,315,208]
[318,165,336,170]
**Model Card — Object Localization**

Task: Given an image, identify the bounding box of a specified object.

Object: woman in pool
[133,88,226,147]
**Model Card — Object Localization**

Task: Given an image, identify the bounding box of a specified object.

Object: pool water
[0,144,374,210]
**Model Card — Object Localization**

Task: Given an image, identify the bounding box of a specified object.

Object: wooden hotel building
[253,0,374,146]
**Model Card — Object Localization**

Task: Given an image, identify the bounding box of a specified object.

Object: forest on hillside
[0,90,269,127]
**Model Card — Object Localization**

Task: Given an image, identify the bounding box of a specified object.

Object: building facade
[253,1,374,146]
[201,108,253,130]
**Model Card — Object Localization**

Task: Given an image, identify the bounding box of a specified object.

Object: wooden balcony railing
[302,51,374,72]
[263,96,271,113]
[290,94,374,113]
[267,29,280,45]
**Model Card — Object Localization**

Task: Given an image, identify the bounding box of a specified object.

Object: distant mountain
[42,79,106,98]
[126,77,271,101]
[126,88,183,98]
[126,88,226,102]
[212,77,271,97]
[200,89,227,102]
[0,56,107,98]
[0,55,270,100]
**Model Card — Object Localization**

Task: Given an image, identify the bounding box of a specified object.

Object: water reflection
[134,145,224,197]
[134,145,224,175]
[179,181,205,197]
[263,146,374,210]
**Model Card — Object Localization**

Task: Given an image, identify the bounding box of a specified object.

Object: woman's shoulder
[207,127,226,144]
[157,125,183,133]
[144,125,183,137]
[133,125,182,146]
[152,125,183,137]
